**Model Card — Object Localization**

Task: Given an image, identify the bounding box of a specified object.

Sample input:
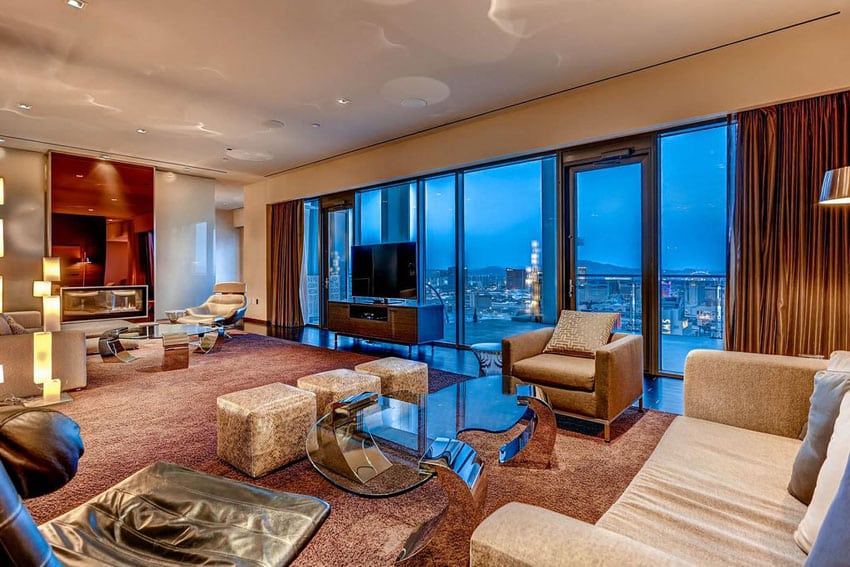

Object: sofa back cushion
[795,392,850,554]
[0,317,11,336]
[804,454,850,566]
[543,310,617,358]
[789,371,850,504]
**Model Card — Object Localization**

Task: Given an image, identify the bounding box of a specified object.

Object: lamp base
[22,392,73,408]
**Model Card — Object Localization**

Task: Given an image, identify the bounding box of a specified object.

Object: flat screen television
[351,242,417,300]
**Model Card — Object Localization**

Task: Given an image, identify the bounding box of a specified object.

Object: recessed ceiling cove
[0,0,843,183]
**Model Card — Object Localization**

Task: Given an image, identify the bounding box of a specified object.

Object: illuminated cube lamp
[43,257,61,282]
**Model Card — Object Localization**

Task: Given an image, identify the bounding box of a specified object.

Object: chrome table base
[498,383,556,469]
[98,328,139,364]
[396,438,487,565]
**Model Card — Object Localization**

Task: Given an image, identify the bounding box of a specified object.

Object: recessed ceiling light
[87,208,94,212]
[75,174,84,178]
[17,103,32,111]
[67,0,87,8]
[311,123,321,128]
[401,97,428,108]
[110,198,118,202]
[136,128,147,134]
[100,154,110,160]
[336,98,351,105]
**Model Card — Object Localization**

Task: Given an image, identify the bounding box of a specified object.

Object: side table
[470,342,502,376]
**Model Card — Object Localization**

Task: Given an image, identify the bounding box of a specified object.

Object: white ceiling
[0,0,845,188]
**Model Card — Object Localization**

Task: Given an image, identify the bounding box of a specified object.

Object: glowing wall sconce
[33,331,52,386]
[43,257,61,282]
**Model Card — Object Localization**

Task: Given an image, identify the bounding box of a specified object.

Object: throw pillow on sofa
[805,454,850,566]
[0,314,28,335]
[543,310,618,358]
[795,392,850,554]
[0,316,11,336]
[827,351,850,372]
[789,371,850,504]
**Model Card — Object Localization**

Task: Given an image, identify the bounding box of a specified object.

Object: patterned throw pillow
[543,310,618,358]
[0,316,11,336]
[1,315,29,335]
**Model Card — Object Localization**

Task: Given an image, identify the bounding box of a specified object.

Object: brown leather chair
[502,329,644,441]
[0,407,329,566]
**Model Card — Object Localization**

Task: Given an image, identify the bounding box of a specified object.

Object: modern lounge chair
[177,281,248,328]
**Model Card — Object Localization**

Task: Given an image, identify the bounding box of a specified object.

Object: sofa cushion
[512,353,595,391]
[543,310,617,358]
[0,316,11,336]
[789,370,850,504]
[805,455,850,566]
[598,416,806,566]
[795,392,850,554]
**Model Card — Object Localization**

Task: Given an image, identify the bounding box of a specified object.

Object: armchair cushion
[543,310,618,358]
[512,354,596,391]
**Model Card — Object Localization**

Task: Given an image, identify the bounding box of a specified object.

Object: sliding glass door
[570,159,646,334]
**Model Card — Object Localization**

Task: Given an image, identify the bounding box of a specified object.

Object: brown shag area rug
[27,333,676,566]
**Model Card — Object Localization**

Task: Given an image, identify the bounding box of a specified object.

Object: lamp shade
[43,296,61,332]
[33,280,51,297]
[0,219,4,258]
[819,166,850,205]
[33,331,52,385]
[43,257,61,282]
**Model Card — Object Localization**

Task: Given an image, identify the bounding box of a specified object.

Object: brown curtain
[728,91,850,355]
[269,200,304,327]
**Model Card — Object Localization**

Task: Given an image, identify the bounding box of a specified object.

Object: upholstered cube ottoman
[354,357,429,395]
[297,369,382,416]
[216,383,316,478]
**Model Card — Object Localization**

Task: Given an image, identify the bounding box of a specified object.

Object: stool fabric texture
[354,357,429,394]
[217,383,316,478]
[297,369,381,415]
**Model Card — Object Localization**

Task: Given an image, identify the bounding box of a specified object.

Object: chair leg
[638,396,644,412]
[603,422,611,443]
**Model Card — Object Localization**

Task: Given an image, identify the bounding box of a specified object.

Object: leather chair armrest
[502,328,554,374]
[185,305,213,317]
[594,333,644,419]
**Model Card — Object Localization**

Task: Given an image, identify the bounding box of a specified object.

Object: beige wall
[215,208,242,284]
[243,11,850,322]
[0,147,47,312]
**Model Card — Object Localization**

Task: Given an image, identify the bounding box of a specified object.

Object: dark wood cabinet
[328,302,444,346]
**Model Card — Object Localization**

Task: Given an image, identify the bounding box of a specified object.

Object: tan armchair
[502,328,643,441]
[177,282,248,327]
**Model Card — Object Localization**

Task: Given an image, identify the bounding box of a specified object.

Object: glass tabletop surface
[306,374,529,497]
[118,323,217,340]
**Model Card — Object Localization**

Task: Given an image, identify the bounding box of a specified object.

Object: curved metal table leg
[397,437,487,565]
[99,328,137,363]
[498,383,556,469]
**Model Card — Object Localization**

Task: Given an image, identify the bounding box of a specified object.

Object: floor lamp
[25,257,71,407]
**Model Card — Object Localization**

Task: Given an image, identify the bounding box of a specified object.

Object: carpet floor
[28,333,676,566]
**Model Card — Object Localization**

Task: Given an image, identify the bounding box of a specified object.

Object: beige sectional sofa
[0,311,87,398]
[471,350,828,566]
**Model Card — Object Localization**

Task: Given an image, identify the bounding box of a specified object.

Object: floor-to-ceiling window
[301,199,320,325]
[423,174,457,343]
[355,182,417,246]
[573,162,644,333]
[462,157,557,344]
[658,123,729,374]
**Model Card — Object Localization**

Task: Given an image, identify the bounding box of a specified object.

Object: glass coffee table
[100,323,223,370]
[306,374,555,562]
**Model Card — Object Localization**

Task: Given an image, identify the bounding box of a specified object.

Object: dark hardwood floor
[245,322,684,415]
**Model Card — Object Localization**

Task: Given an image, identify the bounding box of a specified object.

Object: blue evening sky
[424,124,727,274]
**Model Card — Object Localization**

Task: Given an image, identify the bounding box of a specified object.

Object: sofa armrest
[502,328,554,374]
[594,333,644,419]
[0,331,86,398]
[470,502,686,567]
[684,349,826,438]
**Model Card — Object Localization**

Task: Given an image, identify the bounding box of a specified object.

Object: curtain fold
[269,200,304,327]
[728,91,850,355]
